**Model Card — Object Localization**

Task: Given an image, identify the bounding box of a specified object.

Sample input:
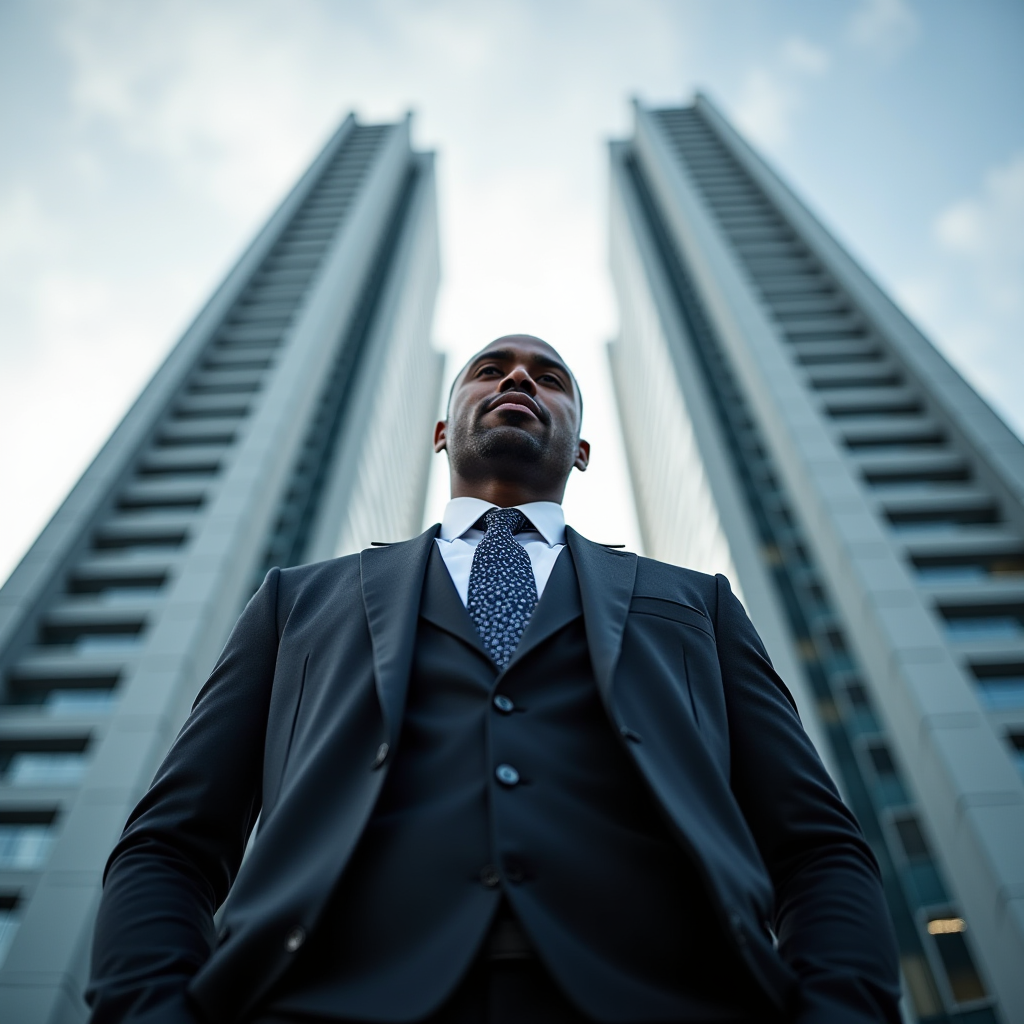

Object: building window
[0,823,54,869]
[941,608,1024,642]
[865,742,908,805]
[0,741,90,787]
[967,663,1024,712]
[926,914,988,1006]
[44,690,119,716]
[894,815,928,859]
[1008,733,1024,780]
[890,814,946,906]
[900,954,943,1019]
[0,896,20,968]
[840,680,879,734]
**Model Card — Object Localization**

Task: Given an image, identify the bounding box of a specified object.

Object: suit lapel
[360,527,636,726]
[360,526,439,744]
[419,544,493,663]
[506,547,582,670]
[565,527,638,704]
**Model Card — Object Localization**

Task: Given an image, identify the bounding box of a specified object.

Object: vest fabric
[263,546,772,1023]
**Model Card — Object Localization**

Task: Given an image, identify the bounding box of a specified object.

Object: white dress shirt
[435,497,567,607]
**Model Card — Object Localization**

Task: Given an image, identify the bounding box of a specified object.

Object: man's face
[435,335,588,495]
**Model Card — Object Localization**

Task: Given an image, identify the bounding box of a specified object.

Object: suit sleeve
[713,574,902,1024]
[86,568,282,1024]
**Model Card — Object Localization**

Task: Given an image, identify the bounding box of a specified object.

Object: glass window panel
[906,861,947,906]
[77,634,142,652]
[931,929,987,1004]
[868,745,896,775]
[894,816,929,859]
[876,776,909,806]
[0,825,53,869]
[5,753,88,786]
[0,909,20,969]
[1009,734,1024,779]
[45,690,118,715]
[100,587,164,601]
[944,617,1023,641]
[975,678,1024,711]
[842,682,879,734]
[915,564,988,583]
[845,682,870,708]
[891,520,966,534]
[866,745,907,804]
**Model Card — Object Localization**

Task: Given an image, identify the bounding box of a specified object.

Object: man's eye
[478,366,502,376]
[539,374,564,388]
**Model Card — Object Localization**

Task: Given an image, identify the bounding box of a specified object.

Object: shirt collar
[439,497,566,547]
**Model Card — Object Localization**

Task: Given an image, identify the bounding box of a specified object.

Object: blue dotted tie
[467,507,538,668]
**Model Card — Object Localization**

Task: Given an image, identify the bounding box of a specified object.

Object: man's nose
[500,366,537,393]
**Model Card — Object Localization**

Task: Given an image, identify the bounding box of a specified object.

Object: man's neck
[448,480,564,508]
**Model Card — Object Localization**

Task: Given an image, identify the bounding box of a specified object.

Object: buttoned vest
[264,545,770,1023]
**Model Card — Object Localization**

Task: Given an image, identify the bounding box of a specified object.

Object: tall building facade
[0,113,442,1022]
[610,95,1024,1024]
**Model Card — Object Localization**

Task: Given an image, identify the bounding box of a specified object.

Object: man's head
[434,334,590,506]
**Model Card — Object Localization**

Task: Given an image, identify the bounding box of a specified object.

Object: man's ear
[574,439,590,473]
[433,420,448,454]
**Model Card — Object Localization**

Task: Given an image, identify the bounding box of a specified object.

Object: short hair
[445,350,583,425]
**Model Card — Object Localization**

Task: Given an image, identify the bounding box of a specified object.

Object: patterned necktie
[466,507,538,668]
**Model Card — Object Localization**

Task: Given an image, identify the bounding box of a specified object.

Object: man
[88,335,901,1024]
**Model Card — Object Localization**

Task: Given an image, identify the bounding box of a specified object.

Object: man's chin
[446,424,546,479]
[475,425,544,461]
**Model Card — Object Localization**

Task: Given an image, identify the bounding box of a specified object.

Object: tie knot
[484,506,527,536]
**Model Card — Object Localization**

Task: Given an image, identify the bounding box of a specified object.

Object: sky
[0,0,1022,584]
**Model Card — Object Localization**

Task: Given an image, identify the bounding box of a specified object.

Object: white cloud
[733,36,829,149]
[57,0,362,217]
[0,187,66,267]
[935,152,1024,315]
[896,152,1024,438]
[734,69,796,149]
[4,0,707,580]
[781,37,830,77]
[847,0,918,60]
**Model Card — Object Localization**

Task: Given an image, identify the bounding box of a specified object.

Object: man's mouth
[485,392,544,421]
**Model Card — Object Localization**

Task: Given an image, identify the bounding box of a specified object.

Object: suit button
[493,695,515,714]
[371,742,389,769]
[479,865,501,888]
[495,764,520,786]
[284,927,305,952]
[504,861,525,884]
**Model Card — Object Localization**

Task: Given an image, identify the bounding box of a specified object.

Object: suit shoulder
[634,555,722,607]
[271,553,362,607]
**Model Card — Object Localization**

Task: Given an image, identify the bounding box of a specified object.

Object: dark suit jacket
[87,526,900,1024]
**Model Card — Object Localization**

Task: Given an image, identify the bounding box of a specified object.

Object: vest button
[479,865,501,888]
[371,742,389,769]
[504,861,526,884]
[493,695,515,714]
[495,763,520,787]
[284,926,306,952]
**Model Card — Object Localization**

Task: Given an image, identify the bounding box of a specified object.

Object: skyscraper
[610,95,1023,1024]
[0,113,441,1022]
